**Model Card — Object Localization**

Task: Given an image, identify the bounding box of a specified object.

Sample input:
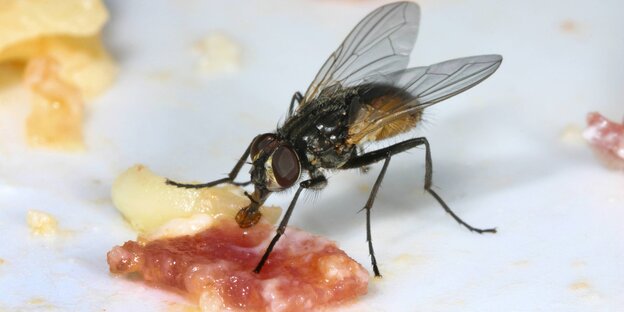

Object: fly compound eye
[271,146,300,188]
[250,133,277,160]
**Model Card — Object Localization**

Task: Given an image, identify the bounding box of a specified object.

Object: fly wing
[348,55,503,143]
[301,2,420,108]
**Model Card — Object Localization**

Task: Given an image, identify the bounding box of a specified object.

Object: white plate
[1,0,623,311]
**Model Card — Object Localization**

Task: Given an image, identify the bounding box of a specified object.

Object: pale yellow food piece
[23,57,84,150]
[193,33,242,75]
[112,165,281,234]
[0,0,108,50]
[142,213,218,241]
[2,35,116,100]
[26,210,58,236]
[0,0,116,150]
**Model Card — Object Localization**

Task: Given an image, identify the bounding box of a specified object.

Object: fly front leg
[166,143,252,189]
[287,91,303,118]
[340,137,496,276]
[253,175,327,274]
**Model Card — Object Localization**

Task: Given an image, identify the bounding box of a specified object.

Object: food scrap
[583,112,624,169]
[109,165,369,311]
[111,165,281,234]
[108,218,368,312]
[193,33,242,75]
[0,0,116,150]
[26,210,58,236]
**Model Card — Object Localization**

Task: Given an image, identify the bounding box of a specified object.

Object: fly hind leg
[342,137,496,234]
[340,137,496,275]
[340,137,496,233]
[362,156,391,276]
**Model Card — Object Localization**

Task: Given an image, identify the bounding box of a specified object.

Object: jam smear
[107,220,368,311]
[584,112,624,169]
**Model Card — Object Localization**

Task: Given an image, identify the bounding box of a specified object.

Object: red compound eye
[271,146,300,188]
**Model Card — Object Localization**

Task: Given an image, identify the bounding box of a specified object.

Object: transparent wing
[386,54,502,106]
[301,1,420,107]
[349,55,503,143]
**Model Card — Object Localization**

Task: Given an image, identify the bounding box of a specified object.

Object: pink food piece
[584,112,624,169]
[107,220,368,312]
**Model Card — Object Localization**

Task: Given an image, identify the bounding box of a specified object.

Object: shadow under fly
[167,1,502,277]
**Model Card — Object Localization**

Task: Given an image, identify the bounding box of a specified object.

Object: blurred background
[0,0,622,311]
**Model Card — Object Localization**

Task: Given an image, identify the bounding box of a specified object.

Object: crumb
[570,280,590,291]
[192,33,242,75]
[560,124,584,145]
[569,279,603,303]
[26,210,58,236]
[560,19,581,34]
[0,258,4,265]
[26,297,47,305]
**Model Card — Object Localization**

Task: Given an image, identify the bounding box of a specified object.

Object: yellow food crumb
[570,280,590,291]
[0,0,116,150]
[0,1,108,48]
[27,210,58,236]
[26,297,46,305]
[559,19,581,35]
[112,165,281,234]
[24,57,84,150]
[193,33,241,75]
[560,123,584,145]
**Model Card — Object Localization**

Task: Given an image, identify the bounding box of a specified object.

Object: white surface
[1,0,623,311]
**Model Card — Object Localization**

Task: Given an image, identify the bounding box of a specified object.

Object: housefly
[167,1,502,277]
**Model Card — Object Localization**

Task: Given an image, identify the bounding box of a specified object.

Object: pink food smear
[107,219,369,312]
[584,112,624,169]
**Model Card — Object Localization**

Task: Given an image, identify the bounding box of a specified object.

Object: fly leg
[342,137,496,233]
[166,143,251,188]
[341,137,496,275]
[287,91,303,118]
[362,156,391,277]
[253,175,327,274]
